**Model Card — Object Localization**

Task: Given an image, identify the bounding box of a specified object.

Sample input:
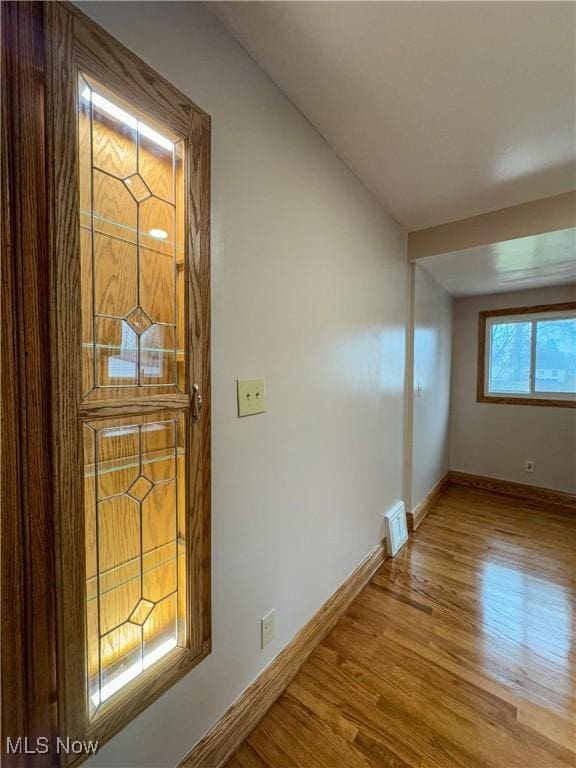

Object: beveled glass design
[78,75,185,395]
[78,72,190,719]
[84,412,186,715]
[126,307,153,336]
[124,174,152,203]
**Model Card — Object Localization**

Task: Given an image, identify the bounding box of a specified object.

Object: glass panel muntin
[78,73,190,718]
[78,73,185,396]
[84,412,187,716]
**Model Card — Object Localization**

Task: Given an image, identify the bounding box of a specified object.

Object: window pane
[84,412,186,716]
[535,318,576,394]
[488,321,532,393]
[78,74,185,396]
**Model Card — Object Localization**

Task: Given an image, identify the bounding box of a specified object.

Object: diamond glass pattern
[126,307,153,336]
[84,413,186,715]
[127,475,153,501]
[79,74,184,393]
[124,173,152,202]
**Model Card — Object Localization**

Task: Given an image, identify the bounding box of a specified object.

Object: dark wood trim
[62,1,209,132]
[477,394,575,408]
[43,2,212,759]
[0,1,211,762]
[450,471,576,510]
[78,394,191,419]
[477,301,576,408]
[477,308,487,402]
[0,6,27,757]
[194,111,212,649]
[1,3,58,765]
[478,301,576,320]
[408,472,450,531]
[44,2,86,750]
[178,542,387,768]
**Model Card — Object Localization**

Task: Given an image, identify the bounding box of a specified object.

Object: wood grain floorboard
[224,486,576,767]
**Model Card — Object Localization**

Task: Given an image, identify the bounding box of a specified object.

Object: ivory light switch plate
[237,378,266,417]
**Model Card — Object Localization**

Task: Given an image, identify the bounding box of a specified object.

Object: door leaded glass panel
[83,412,186,716]
[78,75,185,396]
[78,72,189,718]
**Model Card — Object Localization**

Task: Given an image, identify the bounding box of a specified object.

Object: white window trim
[484,309,576,402]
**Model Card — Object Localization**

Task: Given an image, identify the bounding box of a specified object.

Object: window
[478,303,576,407]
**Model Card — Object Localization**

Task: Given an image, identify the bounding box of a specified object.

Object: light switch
[237,378,266,417]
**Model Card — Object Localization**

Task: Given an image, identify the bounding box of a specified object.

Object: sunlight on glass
[79,72,187,717]
[535,318,576,394]
[489,321,531,393]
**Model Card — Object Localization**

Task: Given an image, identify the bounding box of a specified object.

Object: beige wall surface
[78,3,407,766]
[411,267,452,509]
[450,284,576,493]
[408,192,576,260]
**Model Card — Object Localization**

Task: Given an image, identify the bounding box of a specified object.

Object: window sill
[477,393,576,408]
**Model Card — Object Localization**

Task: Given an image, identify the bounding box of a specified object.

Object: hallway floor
[225,485,576,768]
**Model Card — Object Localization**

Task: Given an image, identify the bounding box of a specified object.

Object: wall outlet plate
[525,460,535,473]
[261,608,275,649]
[237,378,266,417]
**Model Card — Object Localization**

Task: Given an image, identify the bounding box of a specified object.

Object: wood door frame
[2,2,211,762]
[2,3,58,765]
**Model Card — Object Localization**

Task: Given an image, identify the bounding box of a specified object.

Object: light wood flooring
[225,485,576,768]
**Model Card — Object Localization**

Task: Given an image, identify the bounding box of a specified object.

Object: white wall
[78,3,407,766]
[410,266,452,509]
[451,284,576,493]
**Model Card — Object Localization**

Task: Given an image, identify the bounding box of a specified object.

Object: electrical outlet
[525,460,535,473]
[261,609,275,649]
[237,378,266,417]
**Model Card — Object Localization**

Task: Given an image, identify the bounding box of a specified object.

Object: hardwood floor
[225,485,576,768]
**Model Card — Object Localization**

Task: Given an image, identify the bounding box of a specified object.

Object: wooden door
[2,2,211,761]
